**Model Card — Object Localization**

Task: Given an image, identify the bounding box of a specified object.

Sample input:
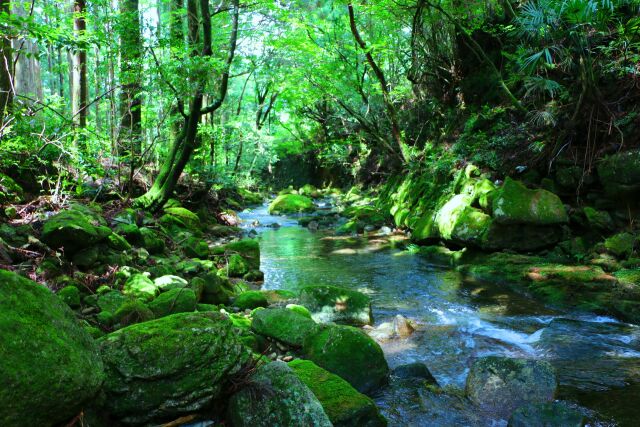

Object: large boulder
[98,312,249,425]
[228,361,332,427]
[303,324,389,395]
[268,194,315,214]
[213,238,261,271]
[299,285,373,326]
[0,270,104,426]
[41,205,111,253]
[465,356,556,418]
[492,178,568,225]
[251,308,319,347]
[289,359,387,427]
[434,194,492,246]
[148,288,197,318]
[0,173,24,204]
[122,273,159,301]
[597,149,640,197]
[508,402,585,427]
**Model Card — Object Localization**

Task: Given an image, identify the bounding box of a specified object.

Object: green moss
[113,300,155,327]
[303,324,389,395]
[228,254,250,277]
[57,285,81,308]
[0,270,104,426]
[597,149,640,197]
[198,272,234,305]
[614,268,640,286]
[213,238,260,270]
[286,303,312,318]
[140,227,166,254]
[583,207,614,231]
[0,173,24,204]
[41,206,108,254]
[148,288,197,318]
[113,223,142,245]
[72,245,100,268]
[268,194,315,214]
[183,236,209,259]
[98,312,249,424]
[605,232,636,258]
[97,310,114,327]
[289,359,387,427]
[234,290,269,310]
[164,207,201,230]
[251,308,319,347]
[492,178,568,225]
[122,274,159,301]
[299,285,372,326]
[434,194,491,245]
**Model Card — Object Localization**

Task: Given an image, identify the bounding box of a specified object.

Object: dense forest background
[2,0,639,208]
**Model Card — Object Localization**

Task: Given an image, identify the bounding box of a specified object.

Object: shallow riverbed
[240,203,640,426]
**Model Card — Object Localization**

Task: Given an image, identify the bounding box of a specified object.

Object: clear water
[239,203,640,426]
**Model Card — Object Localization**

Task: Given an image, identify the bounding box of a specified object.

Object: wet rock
[508,402,585,427]
[251,308,319,347]
[228,361,331,427]
[289,359,387,427]
[299,285,373,326]
[0,270,104,426]
[393,362,438,385]
[393,314,415,337]
[98,312,248,425]
[465,356,557,417]
[303,324,389,395]
[268,194,315,214]
[148,288,197,318]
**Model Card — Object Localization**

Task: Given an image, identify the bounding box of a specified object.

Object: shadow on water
[240,203,640,426]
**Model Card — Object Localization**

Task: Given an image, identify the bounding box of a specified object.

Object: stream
[239,202,640,426]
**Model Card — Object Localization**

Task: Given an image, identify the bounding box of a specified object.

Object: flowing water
[239,202,640,426]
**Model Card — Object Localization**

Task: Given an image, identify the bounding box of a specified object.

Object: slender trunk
[72,0,88,149]
[94,45,101,132]
[0,0,12,123]
[57,47,64,98]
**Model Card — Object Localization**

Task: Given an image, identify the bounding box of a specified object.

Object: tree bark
[135,0,239,211]
[0,0,12,123]
[72,0,88,149]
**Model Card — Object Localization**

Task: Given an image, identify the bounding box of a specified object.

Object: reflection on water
[240,203,640,426]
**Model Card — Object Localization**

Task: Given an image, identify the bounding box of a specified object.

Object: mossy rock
[0,270,104,426]
[106,232,132,251]
[268,194,315,214]
[234,290,269,310]
[227,254,250,277]
[113,223,142,245]
[213,238,261,271]
[98,312,249,425]
[148,288,197,318]
[183,236,209,259]
[289,359,387,427]
[0,173,24,204]
[164,207,201,230]
[434,194,492,246]
[251,308,319,347]
[492,178,568,225]
[605,232,636,258]
[228,360,332,427]
[72,245,101,268]
[508,402,585,427]
[97,290,127,313]
[140,227,165,254]
[153,275,188,291]
[299,285,372,326]
[614,268,640,286]
[57,285,81,308]
[243,269,265,282]
[465,356,556,418]
[302,324,389,395]
[286,303,312,318]
[198,272,234,305]
[122,273,159,301]
[597,149,640,197]
[41,206,109,254]
[583,207,614,232]
[113,300,155,327]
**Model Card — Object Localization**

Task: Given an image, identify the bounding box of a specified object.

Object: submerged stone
[303,324,389,395]
[228,361,331,427]
[98,312,248,425]
[0,270,104,426]
[289,359,387,427]
[299,284,373,326]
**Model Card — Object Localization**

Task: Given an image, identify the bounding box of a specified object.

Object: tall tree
[72,0,88,147]
[135,0,240,210]
[0,0,13,123]
[118,0,143,191]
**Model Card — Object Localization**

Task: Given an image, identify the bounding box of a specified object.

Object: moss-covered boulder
[251,308,319,347]
[268,194,315,214]
[0,270,104,426]
[434,194,492,246]
[113,300,154,327]
[303,324,389,395]
[113,222,142,245]
[0,173,24,204]
[289,359,387,427]
[605,232,636,258]
[228,360,332,427]
[508,402,585,427]
[183,236,209,259]
[139,227,165,254]
[299,285,372,326]
[299,184,321,198]
[122,273,159,301]
[153,274,188,291]
[583,207,614,232]
[465,356,556,418]
[98,312,249,425]
[160,206,201,233]
[148,288,197,318]
[234,290,269,310]
[198,272,234,305]
[597,149,640,197]
[57,285,81,308]
[228,253,250,277]
[41,205,110,254]
[214,238,261,270]
[492,178,568,225]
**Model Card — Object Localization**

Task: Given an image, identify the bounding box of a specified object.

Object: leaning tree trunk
[134,0,239,211]
[0,0,12,125]
[72,0,88,149]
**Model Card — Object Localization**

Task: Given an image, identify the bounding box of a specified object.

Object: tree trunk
[72,0,88,149]
[118,0,143,194]
[0,0,12,123]
[135,0,239,211]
